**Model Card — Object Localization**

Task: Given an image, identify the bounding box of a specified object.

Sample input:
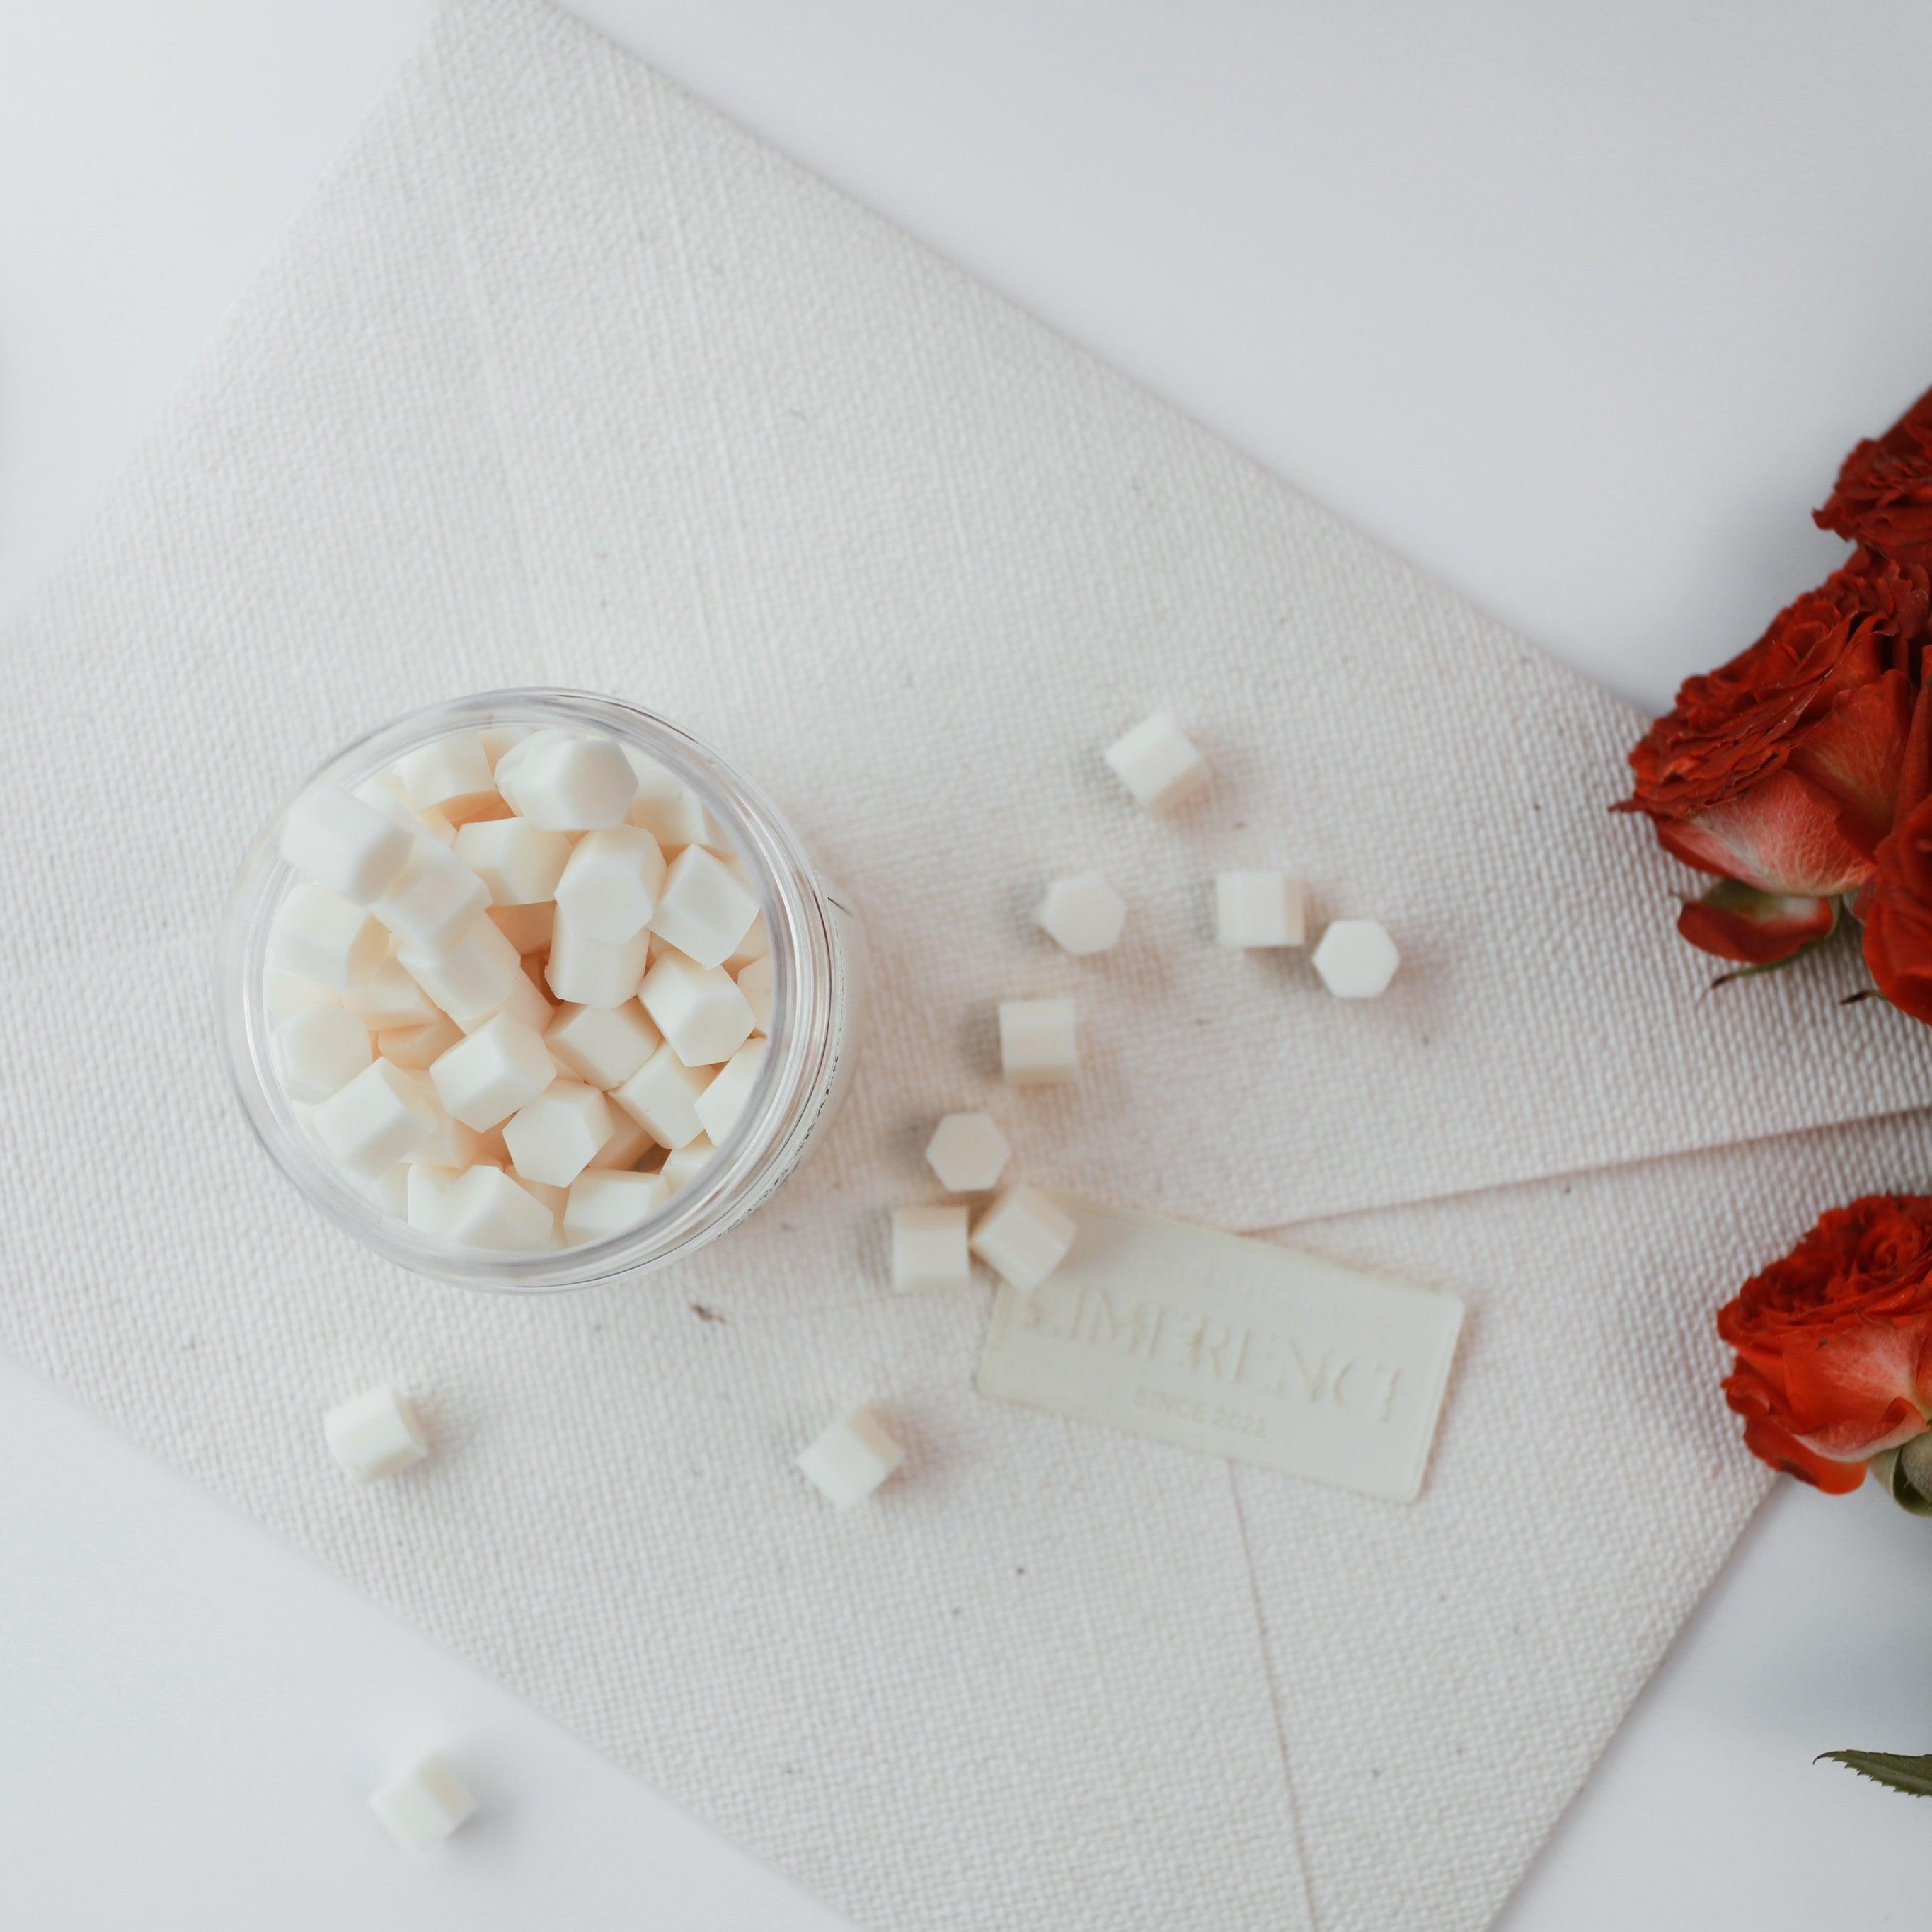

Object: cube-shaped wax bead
[495,728,636,830]
[503,1079,613,1188]
[278,786,412,904]
[657,1136,715,1194]
[428,1013,557,1131]
[1035,873,1127,955]
[796,1407,905,1510]
[323,1384,429,1481]
[376,1014,463,1071]
[1311,919,1400,998]
[487,900,555,955]
[737,954,775,1035]
[545,914,650,1008]
[453,817,572,906]
[613,1045,712,1149]
[367,1750,476,1851]
[563,1168,669,1246]
[924,1112,1009,1192]
[398,916,524,1032]
[997,998,1078,1086]
[648,846,759,970]
[1103,713,1208,811]
[892,1205,972,1291]
[693,1039,767,1145]
[640,950,756,1067]
[272,1002,374,1105]
[555,827,667,942]
[437,1165,557,1250]
[971,1183,1077,1291]
[545,1000,660,1089]
[345,953,438,1031]
[371,837,490,955]
[395,731,497,822]
[623,748,715,849]
[1214,871,1306,949]
[311,1059,442,1178]
[518,1177,569,1230]
[269,883,387,994]
[590,1109,657,1170]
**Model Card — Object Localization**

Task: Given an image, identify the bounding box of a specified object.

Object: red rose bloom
[1860,674,1932,1022]
[1719,1195,1932,1493]
[1816,386,1932,568]
[1620,550,1926,962]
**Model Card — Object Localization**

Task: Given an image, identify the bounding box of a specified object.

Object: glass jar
[221,689,861,1290]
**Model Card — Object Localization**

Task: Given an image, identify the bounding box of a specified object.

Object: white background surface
[4,1,1930,1925]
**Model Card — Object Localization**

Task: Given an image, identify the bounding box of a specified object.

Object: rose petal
[1653,765,1875,898]
[1674,880,1836,965]
[1741,1415,1868,1493]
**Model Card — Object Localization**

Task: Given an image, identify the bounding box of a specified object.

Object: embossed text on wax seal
[976,1194,1463,1502]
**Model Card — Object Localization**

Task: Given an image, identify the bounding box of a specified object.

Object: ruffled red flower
[1718,1195,1932,1492]
[1816,386,1932,568]
[1619,551,1926,959]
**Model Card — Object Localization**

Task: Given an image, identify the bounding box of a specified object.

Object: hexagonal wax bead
[795,1407,905,1510]
[277,786,413,904]
[396,916,525,1031]
[1102,713,1207,811]
[891,1205,971,1291]
[1035,873,1127,956]
[495,728,637,830]
[367,1750,477,1851]
[394,730,498,822]
[613,1044,712,1150]
[268,882,388,993]
[924,1112,1010,1192]
[544,914,650,1009]
[970,1183,1076,1291]
[369,837,490,955]
[453,817,573,906]
[437,1165,557,1250]
[311,1059,442,1178]
[997,998,1077,1086]
[692,1039,767,1145]
[648,846,759,970]
[544,999,661,1090]
[502,1079,614,1188]
[563,1168,669,1246]
[639,949,756,1067]
[1311,919,1400,998]
[427,1012,557,1130]
[555,826,667,943]
[1214,871,1306,949]
[323,1385,429,1482]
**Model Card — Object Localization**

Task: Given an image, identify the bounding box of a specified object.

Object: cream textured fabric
[0,2,1924,1927]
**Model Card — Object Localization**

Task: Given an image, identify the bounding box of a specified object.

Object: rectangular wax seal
[977,1194,1463,1501]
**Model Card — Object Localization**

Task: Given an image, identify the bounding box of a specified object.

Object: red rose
[1619,551,1926,962]
[1816,386,1932,568]
[1860,677,1932,1021]
[1718,1195,1932,1493]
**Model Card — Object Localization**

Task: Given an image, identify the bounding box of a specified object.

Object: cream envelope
[0,1,1923,1926]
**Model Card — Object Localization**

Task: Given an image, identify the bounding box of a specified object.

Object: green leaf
[1817,1750,1932,1797]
